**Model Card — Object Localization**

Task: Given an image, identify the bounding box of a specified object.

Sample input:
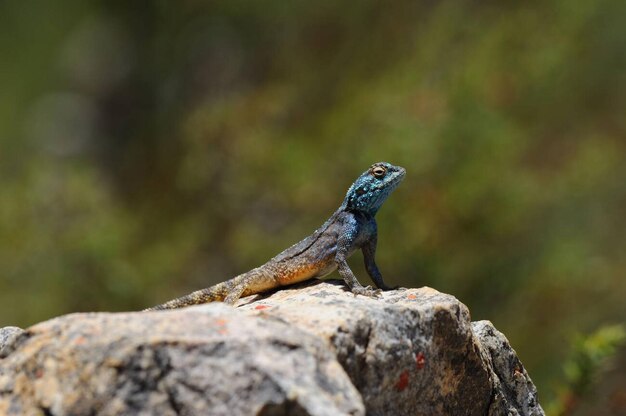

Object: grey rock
[237,281,544,416]
[0,326,26,359]
[0,281,544,415]
[0,303,364,416]
[472,321,544,416]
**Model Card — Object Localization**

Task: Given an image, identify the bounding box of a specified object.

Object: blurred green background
[1,0,625,413]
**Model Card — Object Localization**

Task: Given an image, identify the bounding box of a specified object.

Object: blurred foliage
[548,324,626,416]
[1,0,625,410]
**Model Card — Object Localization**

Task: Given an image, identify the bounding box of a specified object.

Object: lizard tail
[143,276,241,311]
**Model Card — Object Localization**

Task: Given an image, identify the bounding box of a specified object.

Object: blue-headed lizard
[146,162,405,310]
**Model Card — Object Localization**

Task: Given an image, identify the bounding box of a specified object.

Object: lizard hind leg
[223,281,247,304]
[222,271,261,304]
[223,266,280,304]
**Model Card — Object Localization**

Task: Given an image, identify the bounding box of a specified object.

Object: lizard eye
[372,166,387,178]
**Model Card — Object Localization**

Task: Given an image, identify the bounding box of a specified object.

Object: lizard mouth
[389,167,406,186]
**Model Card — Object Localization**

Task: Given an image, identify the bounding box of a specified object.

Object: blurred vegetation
[1,0,625,411]
[549,325,626,415]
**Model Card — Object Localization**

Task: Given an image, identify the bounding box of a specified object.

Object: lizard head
[343,162,406,215]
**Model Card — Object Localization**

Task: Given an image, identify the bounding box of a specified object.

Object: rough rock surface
[473,321,542,416]
[0,280,544,416]
[0,327,26,359]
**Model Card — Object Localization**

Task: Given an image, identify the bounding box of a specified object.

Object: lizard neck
[341,203,378,217]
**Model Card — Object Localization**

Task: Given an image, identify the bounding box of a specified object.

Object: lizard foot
[351,285,383,298]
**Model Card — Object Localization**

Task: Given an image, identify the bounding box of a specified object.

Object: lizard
[145,161,405,310]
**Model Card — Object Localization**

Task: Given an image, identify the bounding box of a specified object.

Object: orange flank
[275,259,329,286]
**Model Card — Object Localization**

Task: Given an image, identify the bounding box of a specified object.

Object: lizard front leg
[362,235,394,291]
[335,220,381,298]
